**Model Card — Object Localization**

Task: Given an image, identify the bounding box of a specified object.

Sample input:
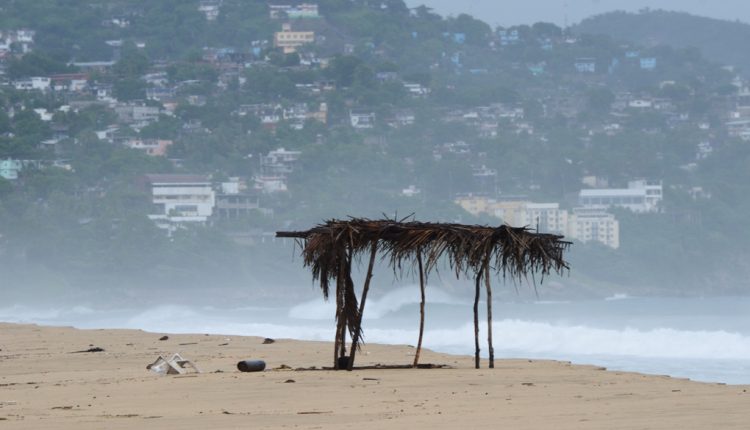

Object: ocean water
[2,288,749,385]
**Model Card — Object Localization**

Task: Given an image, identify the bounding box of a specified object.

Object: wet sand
[1,323,748,429]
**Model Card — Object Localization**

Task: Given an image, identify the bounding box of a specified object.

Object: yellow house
[274,23,315,54]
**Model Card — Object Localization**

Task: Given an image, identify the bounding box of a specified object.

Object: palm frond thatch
[277,218,571,369]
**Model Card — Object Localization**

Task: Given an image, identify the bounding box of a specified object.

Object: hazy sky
[404,0,750,27]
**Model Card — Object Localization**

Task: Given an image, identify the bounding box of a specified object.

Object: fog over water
[4,287,750,384]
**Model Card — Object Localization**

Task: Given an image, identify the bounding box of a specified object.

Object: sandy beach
[1,323,748,429]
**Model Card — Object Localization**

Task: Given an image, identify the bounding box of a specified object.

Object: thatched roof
[278,218,571,291]
[277,218,571,369]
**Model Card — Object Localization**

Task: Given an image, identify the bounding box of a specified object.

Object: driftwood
[277,218,570,370]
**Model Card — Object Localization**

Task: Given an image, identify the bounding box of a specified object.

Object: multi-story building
[455,196,619,248]
[123,139,173,156]
[144,174,216,229]
[579,180,663,213]
[567,207,620,249]
[215,178,261,219]
[517,203,569,234]
[274,23,314,54]
[13,77,51,91]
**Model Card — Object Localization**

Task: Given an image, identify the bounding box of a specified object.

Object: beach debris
[263,338,275,344]
[237,360,266,372]
[178,342,198,346]
[147,353,201,375]
[159,336,169,341]
[297,411,333,415]
[284,379,296,383]
[273,364,292,370]
[218,343,228,346]
[70,347,105,353]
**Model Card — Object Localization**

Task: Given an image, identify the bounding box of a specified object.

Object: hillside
[574,10,750,75]
[1,1,750,300]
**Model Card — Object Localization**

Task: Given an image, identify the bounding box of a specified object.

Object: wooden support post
[484,262,495,369]
[413,250,426,368]
[348,242,377,370]
[333,249,347,369]
[474,272,481,369]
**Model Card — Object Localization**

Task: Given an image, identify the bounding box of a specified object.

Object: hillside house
[123,139,173,156]
[71,61,115,73]
[403,82,430,96]
[50,73,89,92]
[387,109,415,128]
[579,180,663,213]
[640,57,657,70]
[144,174,216,229]
[349,109,376,129]
[270,3,320,19]
[114,103,161,128]
[574,58,596,73]
[198,0,222,20]
[13,77,51,91]
[0,29,35,54]
[498,29,519,45]
[0,159,22,180]
[214,178,261,219]
[274,23,315,54]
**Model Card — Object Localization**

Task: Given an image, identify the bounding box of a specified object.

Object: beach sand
[1,323,748,429]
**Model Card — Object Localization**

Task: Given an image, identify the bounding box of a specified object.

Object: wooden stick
[484,261,495,369]
[333,250,347,369]
[474,272,481,369]
[413,250,426,367]
[348,242,377,370]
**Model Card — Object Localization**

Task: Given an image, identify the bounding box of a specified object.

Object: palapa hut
[277,218,571,370]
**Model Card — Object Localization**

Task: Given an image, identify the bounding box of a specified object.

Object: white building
[567,207,620,249]
[254,148,302,194]
[13,77,51,91]
[349,110,376,129]
[579,180,662,213]
[270,3,320,19]
[145,174,215,229]
[455,196,620,248]
[198,0,222,20]
[517,203,569,234]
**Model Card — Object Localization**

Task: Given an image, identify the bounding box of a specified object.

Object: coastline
[1,322,749,429]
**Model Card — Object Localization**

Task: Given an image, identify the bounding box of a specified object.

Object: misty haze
[1,1,750,428]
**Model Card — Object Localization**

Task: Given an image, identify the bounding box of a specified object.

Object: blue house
[0,159,22,180]
[453,33,466,44]
[640,57,657,70]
